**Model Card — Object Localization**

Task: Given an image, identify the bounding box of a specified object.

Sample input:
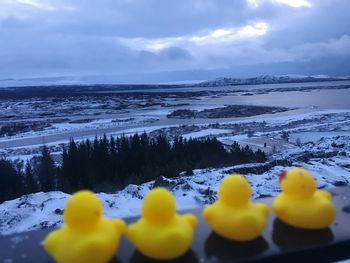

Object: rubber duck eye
[278,171,287,183]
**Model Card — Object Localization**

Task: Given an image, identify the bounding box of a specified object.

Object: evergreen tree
[38,145,56,192]
[255,149,267,162]
[59,133,266,193]
[24,162,38,194]
[15,161,24,178]
[60,147,70,192]
[108,136,117,181]
[0,159,24,202]
[66,139,80,191]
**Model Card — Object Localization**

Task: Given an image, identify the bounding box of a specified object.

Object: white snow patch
[1,134,349,236]
[183,129,231,139]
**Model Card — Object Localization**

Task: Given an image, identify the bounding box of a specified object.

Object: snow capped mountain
[0,75,204,88]
[1,74,349,88]
[0,135,349,236]
[195,75,350,87]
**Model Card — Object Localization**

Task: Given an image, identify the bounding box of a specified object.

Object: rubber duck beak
[278,171,287,183]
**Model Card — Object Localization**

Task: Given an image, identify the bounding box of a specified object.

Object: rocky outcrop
[167,105,288,119]
[226,160,292,175]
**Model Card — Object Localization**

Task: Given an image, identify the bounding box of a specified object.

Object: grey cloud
[263,0,350,48]
[0,0,349,79]
[158,47,192,60]
[1,16,29,28]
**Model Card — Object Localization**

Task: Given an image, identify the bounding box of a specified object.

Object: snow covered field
[182,128,232,140]
[0,81,350,236]
[0,135,349,235]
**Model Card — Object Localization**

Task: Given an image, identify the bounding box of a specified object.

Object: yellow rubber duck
[126,187,198,260]
[44,190,126,263]
[273,167,336,229]
[203,174,269,241]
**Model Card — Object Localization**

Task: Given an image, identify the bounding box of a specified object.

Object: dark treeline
[0,133,266,203]
[0,85,185,100]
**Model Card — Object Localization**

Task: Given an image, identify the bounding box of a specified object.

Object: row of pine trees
[0,133,266,203]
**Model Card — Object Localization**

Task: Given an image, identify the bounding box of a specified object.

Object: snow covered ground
[0,116,159,142]
[1,82,350,236]
[182,128,231,140]
[0,135,349,236]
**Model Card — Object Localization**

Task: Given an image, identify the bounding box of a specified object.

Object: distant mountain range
[193,75,350,87]
[0,74,349,88]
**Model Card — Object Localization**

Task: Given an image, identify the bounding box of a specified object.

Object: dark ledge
[1,186,350,263]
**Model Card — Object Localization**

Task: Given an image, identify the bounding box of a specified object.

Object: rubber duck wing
[44,230,60,255]
[315,190,332,201]
[182,213,198,229]
[52,236,112,263]
[80,236,111,257]
[272,197,287,217]
[254,203,270,217]
[203,205,215,224]
[126,222,139,243]
[113,218,127,234]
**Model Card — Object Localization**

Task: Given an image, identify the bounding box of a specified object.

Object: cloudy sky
[0,0,350,82]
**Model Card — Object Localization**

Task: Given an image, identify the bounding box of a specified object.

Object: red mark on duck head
[279,171,287,183]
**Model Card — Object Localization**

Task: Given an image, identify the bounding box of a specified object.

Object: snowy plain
[1,81,350,235]
[0,134,349,235]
